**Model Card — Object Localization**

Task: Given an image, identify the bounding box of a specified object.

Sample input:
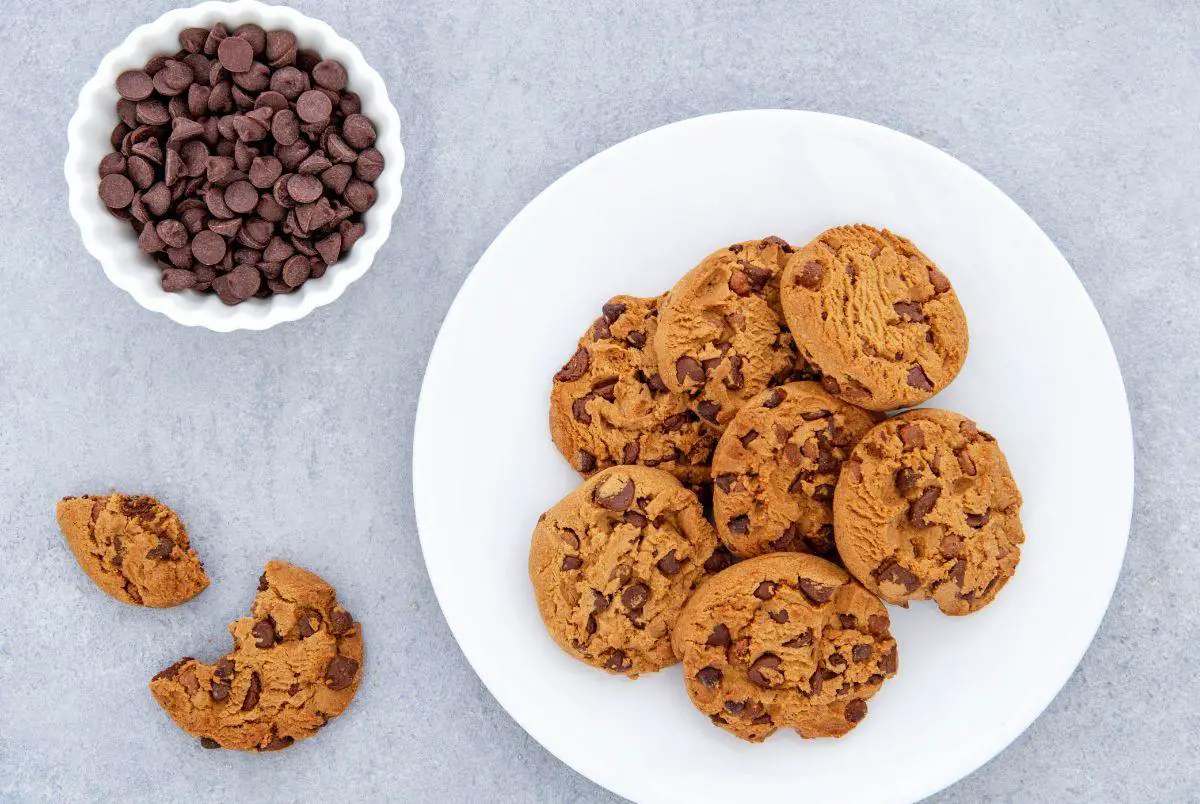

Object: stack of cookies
[530,225,1025,742]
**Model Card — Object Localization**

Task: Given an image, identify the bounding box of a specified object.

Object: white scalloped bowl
[65,0,404,331]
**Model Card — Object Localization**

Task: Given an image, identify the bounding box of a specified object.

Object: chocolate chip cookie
[673,553,898,741]
[780,225,968,411]
[550,295,718,483]
[654,237,814,431]
[56,493,208,607]
[834,409,1023,615]
[711,382,879,559]
[529,466,720,677]
[149,560,363,751]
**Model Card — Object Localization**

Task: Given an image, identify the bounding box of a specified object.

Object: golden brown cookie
[149,560,363,751]
[780,225,968,411]
[550,294,718,483]
[529,466,720,677]
[56,493,208,607]
[654,237,815,431]
[673,553,897,742]
[711,382,879,559]
[834,410,1023,615]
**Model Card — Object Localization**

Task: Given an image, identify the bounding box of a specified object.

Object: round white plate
[413,110,1132,804]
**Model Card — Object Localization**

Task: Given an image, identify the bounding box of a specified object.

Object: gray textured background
[0,0,1196,801]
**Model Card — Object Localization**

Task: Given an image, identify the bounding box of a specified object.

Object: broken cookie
[149,560,363,751]
[56,493,208,607]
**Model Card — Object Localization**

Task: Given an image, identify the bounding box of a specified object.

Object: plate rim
[413,108,1134,804]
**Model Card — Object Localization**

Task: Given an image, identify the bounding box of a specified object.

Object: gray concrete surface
[0,0,1197,801]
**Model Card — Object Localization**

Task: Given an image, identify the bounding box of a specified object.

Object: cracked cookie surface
[834,409,1023,615]
[780,225,968,411]
[712,382,879,559]
[149,560,363,751]
[654,237,815,431]
[550,294,718,483]
[56,493,208,607]
[529,466,720,677]
[673,553,897,741]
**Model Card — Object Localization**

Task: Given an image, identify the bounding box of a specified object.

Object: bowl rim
[64,0,405,332]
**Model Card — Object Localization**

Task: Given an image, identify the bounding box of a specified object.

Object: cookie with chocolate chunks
[833,409,1023,614]
[654,237,816,431]
[550,294,718,484]
[673,552,898,742]
[56,493,208,607]
[712,382,879,559]
[529,466,719,677]
[149,560,363,751]
[781,225,968,411]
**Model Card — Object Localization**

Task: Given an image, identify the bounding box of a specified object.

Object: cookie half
[780,225,968,411]
[149,560,363,751]
[550,294,718,483]
[712,382,879,558]
[56,493,208,607]
[834,409,1024,614]
[673,553,898,742]
[654,237,815,431]
[529,466,720,677]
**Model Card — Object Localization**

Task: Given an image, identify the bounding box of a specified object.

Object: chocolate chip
[704,546,735,574]
[747,653,781,687]
[893,301,926,322]
[696,400,721,423]
[956,449,977,476]
[594,478,635,511]
[623,510,649,528]
[262,733,294,752]
[251,617,276,648]
[675,356,705,386]
[555,346,589,382]
[876,559,920,593]
[769,609,789,624]
[908,485,942,527]
[99,174,134,208]
[656,551,681,575]
[898,423,925,450]
[966,510,990,528]
[627,330,647,348]
[341,114,376,149]
[603,650,631,672]
[324,655,359,691]
[867,614,889,636]
[795,261,824,289]
[728,515,750,535]
[738,430,759,449]
[152,657,194,681]
[753,580,776,600]
[928,266,951,294]
[190,230,227,265]
[706,624,731,647]
[881,646,899,674]
[906,364,934,392]
[571,395,592,424]
[729,269,752,296]
[621,582,649,610]
[798,578,834,605]
[620,442,639,464]
[257,573,269,591]
[577,451,596,473]
[852,644,873,663]
[117,70,155,101]
[312,59,348,91]
[844,699,868,723]
[145,535,174,560]
[713,473,737,493]
[200,737,222,749]
[894,467,920,495]
[241,672,262,710]
[820,376,841,396]
[561,555,583,571]
[723,700,746,714]
[328,608,353,635]
[783,631,813,648]
[210,681,230,702]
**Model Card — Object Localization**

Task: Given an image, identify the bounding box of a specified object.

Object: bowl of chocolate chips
[66,0,404,331]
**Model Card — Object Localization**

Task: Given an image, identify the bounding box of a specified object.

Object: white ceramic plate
[413,110,1132,804]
